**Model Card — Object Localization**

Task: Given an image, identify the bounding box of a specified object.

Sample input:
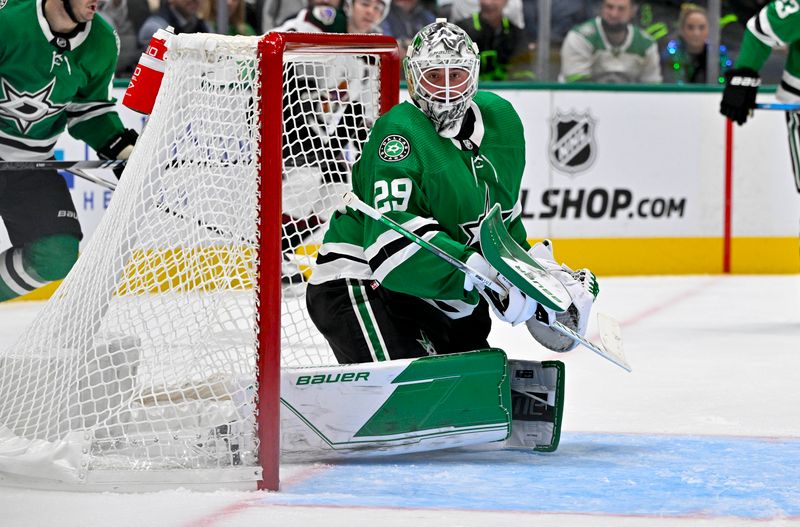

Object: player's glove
[98,129,139,178]
[720,68,761,126]
[525,240,598,352]
[465,252,539,326]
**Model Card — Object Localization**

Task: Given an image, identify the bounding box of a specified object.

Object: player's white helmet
[404,19,480,138]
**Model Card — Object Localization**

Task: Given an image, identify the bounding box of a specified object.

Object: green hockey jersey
[311,91,529,318]
[736,0,800,102]
[0,0,124,160]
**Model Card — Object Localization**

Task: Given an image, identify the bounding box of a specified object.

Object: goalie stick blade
[479,204,572,312]
[596,313,630,372]
[551,318,631,372]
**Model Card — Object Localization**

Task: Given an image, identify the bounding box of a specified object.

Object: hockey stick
[0,159,126,172]
[10,159,260,246]
[342,192,631,372]
[0,160,120,190]
[755,102,800,111]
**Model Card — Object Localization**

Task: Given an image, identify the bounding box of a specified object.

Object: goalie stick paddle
[479,203,571,312]
[342,192,632,372]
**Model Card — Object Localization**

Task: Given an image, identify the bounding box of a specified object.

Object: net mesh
[0,33,384,486]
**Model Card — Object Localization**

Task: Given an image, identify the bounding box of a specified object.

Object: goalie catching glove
[525,240,598,352]
[465,252,541,326]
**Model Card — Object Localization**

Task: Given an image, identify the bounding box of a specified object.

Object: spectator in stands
[346,0,389,33]
[260,0,307,31]
[99,0,155,76]
[448,0,523,29]
[380,0,435,58]
[271,0,346,32]
[559,0,661,83]
[138,0,211,48]
[455,0,533,81]
[661,4,732,84]
[202,0,257,34]
[522,0,592,45]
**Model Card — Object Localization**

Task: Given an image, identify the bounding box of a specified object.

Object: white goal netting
[0,33,390,490]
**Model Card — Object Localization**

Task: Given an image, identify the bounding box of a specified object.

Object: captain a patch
[378,135,410,162]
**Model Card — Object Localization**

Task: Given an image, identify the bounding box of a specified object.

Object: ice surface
[0,275,799,526]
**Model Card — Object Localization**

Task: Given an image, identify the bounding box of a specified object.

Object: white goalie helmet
[404,19,480,137]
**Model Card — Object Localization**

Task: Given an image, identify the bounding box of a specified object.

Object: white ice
[0,275,799,526]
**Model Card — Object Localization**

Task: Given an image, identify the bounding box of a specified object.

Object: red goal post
[257,32,400,490]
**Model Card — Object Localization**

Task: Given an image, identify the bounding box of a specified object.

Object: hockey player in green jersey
[306,19,598,364]
[0,0,137,301]
[719,0,800,189]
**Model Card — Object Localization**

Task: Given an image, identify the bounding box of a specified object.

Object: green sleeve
[735,26,775,70]
[736,1,800,71]
[67,51,125,150]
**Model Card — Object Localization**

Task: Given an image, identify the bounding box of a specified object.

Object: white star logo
[459,184,515,250]
[386,143,402,155]
[416,331,437,356]
[0,78,65,134]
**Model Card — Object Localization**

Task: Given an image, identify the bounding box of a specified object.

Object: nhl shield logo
[548,111,597,175]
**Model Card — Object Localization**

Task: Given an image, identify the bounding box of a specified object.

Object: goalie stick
[342,191,632,372]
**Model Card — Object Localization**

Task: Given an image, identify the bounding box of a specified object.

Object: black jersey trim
[66,102,115,118]
[780,80,800,98]
[316,251,368,265]
[368,223,440,271]
[0,135,57,153]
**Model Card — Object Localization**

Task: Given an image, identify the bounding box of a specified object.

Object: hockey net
[0,33,399,490]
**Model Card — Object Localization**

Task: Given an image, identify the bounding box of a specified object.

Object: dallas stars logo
[378,134,410,162]
[459,184,514,250]
[0,78,65,134]
[416,331,437,356]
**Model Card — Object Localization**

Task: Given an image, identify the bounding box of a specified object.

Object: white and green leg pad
[505,359,565,452]
[280,349,512,458]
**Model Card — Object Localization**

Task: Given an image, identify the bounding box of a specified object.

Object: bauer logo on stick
[379,135,410,162]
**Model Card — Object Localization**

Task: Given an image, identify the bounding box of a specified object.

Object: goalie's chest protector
[352,92,526,247]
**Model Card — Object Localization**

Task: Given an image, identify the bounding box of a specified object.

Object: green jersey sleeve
[66,18,125,150]
[736,0,800,71]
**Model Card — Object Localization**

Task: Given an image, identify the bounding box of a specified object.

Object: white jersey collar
[36,0,93,51]
[450,101,485,152]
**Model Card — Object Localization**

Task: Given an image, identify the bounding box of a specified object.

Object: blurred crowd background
[104,0,785,85]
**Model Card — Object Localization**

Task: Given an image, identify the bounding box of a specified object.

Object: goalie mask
[404,19,480,138]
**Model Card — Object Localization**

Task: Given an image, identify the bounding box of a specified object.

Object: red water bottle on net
[123,26,174,115]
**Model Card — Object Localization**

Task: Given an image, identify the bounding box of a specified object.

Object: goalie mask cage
[0,33,399,491]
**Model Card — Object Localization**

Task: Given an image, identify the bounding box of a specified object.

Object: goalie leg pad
[505,359,565,452]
